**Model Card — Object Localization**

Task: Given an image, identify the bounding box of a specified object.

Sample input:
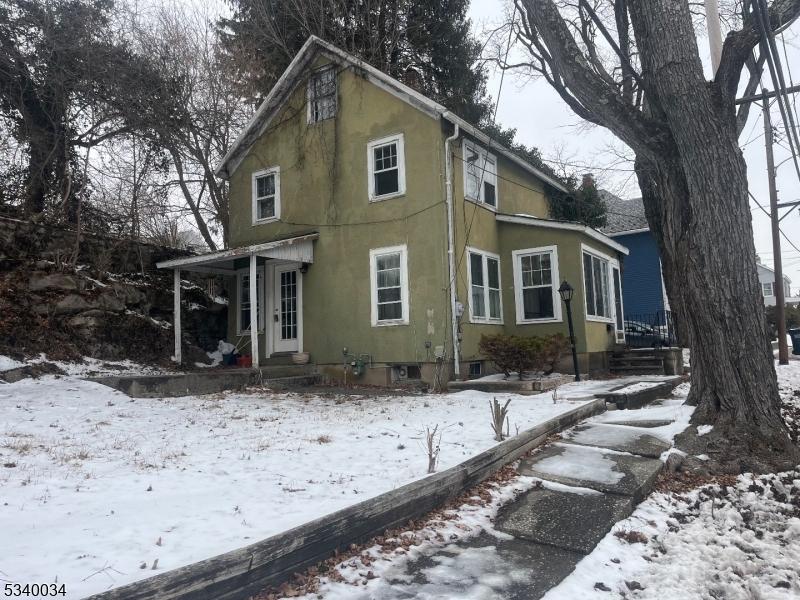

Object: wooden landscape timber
[87,398,606,600]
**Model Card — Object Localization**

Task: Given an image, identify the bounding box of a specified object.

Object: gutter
[443,115,461,378]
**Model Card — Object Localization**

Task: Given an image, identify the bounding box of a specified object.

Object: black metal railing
[623,310,678,348]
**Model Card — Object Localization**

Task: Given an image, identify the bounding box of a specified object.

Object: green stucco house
[158,36,629,385]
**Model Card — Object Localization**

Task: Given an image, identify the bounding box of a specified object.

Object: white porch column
[249,253,260,368]
[173,269,181,363]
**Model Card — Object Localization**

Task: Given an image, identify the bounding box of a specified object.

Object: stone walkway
[364,401,679,599]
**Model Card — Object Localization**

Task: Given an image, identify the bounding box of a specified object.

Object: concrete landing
[519,443,663,501]
[88,365,319,397]
[496,487,633,553]
[560,422,671,458]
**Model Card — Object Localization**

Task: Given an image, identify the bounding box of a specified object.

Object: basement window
[469,361,482,379]
[368,134,406,201]
[307,67,337,123]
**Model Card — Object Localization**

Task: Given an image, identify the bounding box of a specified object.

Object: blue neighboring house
[600,192,669,318]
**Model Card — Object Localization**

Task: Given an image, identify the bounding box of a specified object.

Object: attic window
[307,67,337,123]
[463,141,497,209]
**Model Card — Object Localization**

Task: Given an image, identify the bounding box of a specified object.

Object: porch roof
[155,233,318,274]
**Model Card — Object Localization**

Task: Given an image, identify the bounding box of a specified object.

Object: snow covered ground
[544,359,800,600]
[0,361,593,599]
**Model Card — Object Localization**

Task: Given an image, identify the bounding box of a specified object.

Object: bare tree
[118,1,249,250]
[505,0,800,471]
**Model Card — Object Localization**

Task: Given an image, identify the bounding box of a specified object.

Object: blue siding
[615,231,665,316]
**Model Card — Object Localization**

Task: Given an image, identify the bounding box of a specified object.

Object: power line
[748,190,800,256]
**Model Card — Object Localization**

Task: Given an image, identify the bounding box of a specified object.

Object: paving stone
[383,531,583,600]
[601,419,673,428]
[519,442,664,501]
[496,486,634,553]
[561,422,672,458]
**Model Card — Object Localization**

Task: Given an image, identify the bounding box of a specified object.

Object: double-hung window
[252,168,280,223]
[512,246,561,323]
[583,248,612,320]
[307,67,337,123]
[463,141,498,209]
[368,134,406,200]
[237,268,264,334]
[468,248,502,323]
[762,282,774,297]
[370,245,409,326]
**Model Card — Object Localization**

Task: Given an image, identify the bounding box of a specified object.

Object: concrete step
[610,356,664,365]
[560,423,671,459]
[518,442,664,502]
[609,364,665,374]
[496,486,634,554]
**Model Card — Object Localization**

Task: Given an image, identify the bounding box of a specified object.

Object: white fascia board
[496,213,629,256]
[156,233,319,270]
[607,226,650,237]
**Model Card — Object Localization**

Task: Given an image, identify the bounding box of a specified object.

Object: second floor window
[762,282,774,297]
[463,141,498,209]
[308,67,337,123]
[252,168,280,224]
[368,134,406,200]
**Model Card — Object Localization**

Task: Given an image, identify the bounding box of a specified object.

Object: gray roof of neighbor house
[215,36,567,193]
[600,191,649,235]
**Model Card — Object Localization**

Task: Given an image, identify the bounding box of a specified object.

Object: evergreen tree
[218,0,491,123]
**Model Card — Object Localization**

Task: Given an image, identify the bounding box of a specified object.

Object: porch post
[249,253,260,368]
[173,269,182,363]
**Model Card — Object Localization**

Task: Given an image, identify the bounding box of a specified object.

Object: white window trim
[367,133,406,201]
[762,282,774,297]
[370,244,410,327]
[466,246,503,324]
[251,167,281,225]
[236,266,265,336]
[581,243,616,324]
[512,245,562,324]
[462,140,498,211]
[306,66,337,124]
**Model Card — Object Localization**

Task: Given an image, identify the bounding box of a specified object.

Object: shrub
[478,333,570,379]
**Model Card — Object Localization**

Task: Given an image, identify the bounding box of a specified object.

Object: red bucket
[237,355,252,368]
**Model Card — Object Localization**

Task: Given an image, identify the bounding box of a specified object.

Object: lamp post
[558,280,581,382]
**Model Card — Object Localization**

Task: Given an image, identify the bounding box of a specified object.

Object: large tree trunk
[518,0,800,472]
[627,1,798,472]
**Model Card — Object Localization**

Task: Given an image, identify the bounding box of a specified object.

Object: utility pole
[763,98,789,365]
[705,0,723,73]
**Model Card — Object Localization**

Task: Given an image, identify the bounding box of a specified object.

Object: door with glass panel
[273,266,300,353]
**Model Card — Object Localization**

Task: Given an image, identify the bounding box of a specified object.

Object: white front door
[273,266,300,353]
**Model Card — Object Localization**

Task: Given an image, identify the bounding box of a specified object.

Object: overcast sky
[468,0,800,293]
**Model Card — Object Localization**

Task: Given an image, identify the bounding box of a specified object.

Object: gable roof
[757,262,792,284]
[215,36,567,193]
[599,191,649,235]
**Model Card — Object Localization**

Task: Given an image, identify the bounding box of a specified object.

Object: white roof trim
[496,213,629,255]
[156,233,319,270]
[607,226,650,237]
[215,36,567,193]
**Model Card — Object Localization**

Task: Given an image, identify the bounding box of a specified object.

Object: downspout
[443,115,461,378]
